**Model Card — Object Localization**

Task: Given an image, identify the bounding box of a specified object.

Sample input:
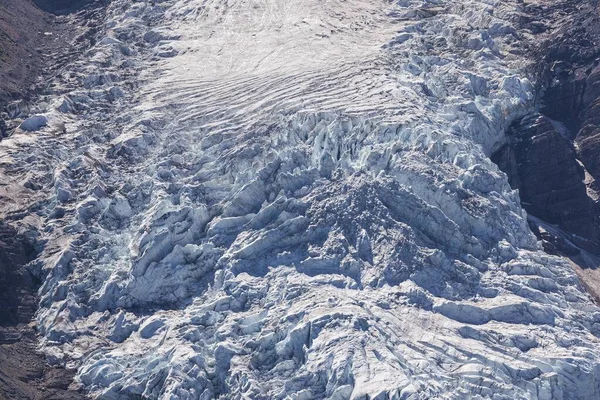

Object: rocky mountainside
[0,1,103,399]
[0,0,98,107]
[2,0,600,399]
[492,1,600,271]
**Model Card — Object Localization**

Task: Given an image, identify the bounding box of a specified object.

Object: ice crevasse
[2,0,600,398]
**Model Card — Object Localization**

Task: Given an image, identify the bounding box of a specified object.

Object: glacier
[1,0,600,398]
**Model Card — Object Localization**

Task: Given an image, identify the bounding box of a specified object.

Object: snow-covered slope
[2,0,600,398]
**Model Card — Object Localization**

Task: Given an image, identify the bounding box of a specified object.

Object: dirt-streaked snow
[1,0,600,398]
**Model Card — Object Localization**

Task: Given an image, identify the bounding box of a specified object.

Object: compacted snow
[2,0,600,398]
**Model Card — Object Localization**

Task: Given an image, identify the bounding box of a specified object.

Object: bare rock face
[492,114,599,250]
[492,1,600,255]
[535,2,600,184]
[574,67,600,183]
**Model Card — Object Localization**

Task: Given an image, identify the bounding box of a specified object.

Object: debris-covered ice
[2,0,600,398]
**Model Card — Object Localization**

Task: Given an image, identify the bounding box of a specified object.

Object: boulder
[19,115,48,132]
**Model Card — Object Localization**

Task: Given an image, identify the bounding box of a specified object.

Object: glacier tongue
[2,0,600,398]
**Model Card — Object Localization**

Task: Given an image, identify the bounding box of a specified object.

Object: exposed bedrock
[492,114,599,251]
[573,70,600,181]
[493,0,600,254]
